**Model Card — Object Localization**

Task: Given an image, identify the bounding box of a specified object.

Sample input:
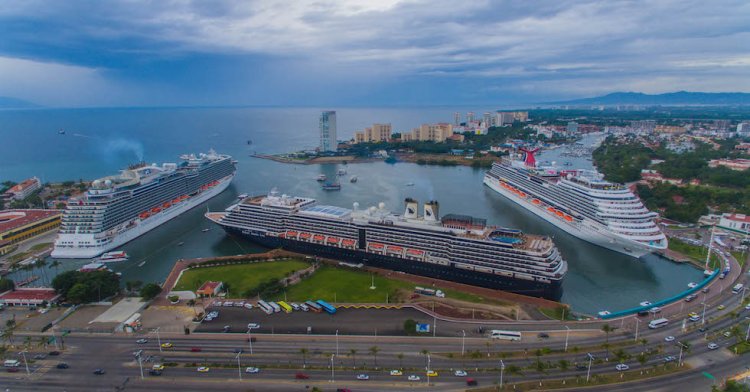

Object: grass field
[668,238,721,269]
[275,266,491,304]
[173,260,309,294]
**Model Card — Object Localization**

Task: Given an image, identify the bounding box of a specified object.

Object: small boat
[316,175,327,182]
[405,182,415,186]
[98,251,129,263]
[177,242,185,246]
[247,140,253,145]
[201,228,211,233]
[337,169,347,176]
[321,182,341,191]
[58,129,66,135]
[237,193,248,200]
[687,282,697,288]
[350,175,358,183]
[137,260,146,267]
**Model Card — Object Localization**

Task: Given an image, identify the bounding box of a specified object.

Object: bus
[648,318,669,329]
[277,301,293,313]
[305,300,322,313]
[733,284,744,294]
[316,299,337,315]
[268,302,281,313]
[489,330,522,341]
[257,300,273,315]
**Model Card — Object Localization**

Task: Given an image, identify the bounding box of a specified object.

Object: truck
[414,286,445,298]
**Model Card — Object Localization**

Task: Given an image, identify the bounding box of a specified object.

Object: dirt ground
[0,307,64,332]
[139,305,195,334]
[56,304,113,331]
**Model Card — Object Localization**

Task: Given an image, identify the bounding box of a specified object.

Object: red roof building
[0,209,62,255]
[0,288,61,307]
[196,281,223,297]
[3,177,41,201]
[719,213,750,235]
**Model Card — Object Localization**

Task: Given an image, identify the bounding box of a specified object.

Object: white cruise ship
[51,150,235,259]
[483,149,667,258]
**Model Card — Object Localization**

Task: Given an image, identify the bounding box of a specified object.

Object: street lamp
[564,326,570,352]
[677,342,688,367]
[634,318,641,342]
[330,354,335,382]
[745,317,750,342]
[154,327,162,353]
[586,353,594,382]
[461,330,466,356]
[426,353,431,385]
[236,352,242,381]
[19,350,30,375]
[500,359,505,388]
[247,328,253,355]
[336,329,339,356]
[137,353,144,380]
[702,302,708,325]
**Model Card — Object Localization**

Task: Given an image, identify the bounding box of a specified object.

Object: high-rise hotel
[319,110,337,152]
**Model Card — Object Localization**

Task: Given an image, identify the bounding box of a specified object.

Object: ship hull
[51,174,234,259]
[222,226,563,300]
[483,175,655,258]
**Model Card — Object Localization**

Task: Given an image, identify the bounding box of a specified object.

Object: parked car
[637,310,649,317]
[649,307,662,314]
[708,343,719,350]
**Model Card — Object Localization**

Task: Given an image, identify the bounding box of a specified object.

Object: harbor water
[0,107,702,314]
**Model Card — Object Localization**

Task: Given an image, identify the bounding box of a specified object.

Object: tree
[601,324,614,359]
[34,258,49,285]
[67,283,90,304]
[52,270,120,302]
[0,278,15,292]
[349,349,357,368]
[139,283,162,300]
[558,359,569,372]
[397,353,404,369]
[369,346,380,368]
[187,299,197,316]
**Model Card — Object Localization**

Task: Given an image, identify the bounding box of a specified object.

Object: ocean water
[0,107,702,314]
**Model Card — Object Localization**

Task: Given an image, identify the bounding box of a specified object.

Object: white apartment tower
[319,111,337,152]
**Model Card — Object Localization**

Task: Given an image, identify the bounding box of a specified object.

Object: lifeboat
[151,207,161,213]
[278,233,286,238]
[532,199,541,205]
[407,249,424,255]
[547,207,556,213]
[326,237,340,244]
[518,192,526,198]
[555,210,564,217]
[564,215,573,222]
[342,239,355,246]
[387,245,403,253]
[139,212,150,219]
[163,202,171,208]
[299,232,311,239]
[172,197,181,204]
[288,231,299,237]
[368,242,384,249]
[313,234,325,241]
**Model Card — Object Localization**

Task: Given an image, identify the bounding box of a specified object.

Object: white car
[649,307,662,314]
[745,304,750,310]
[197,367,210,373]
[247,323,260,329]
[356,374,370,380]
[454,370,468,377]
[664,336,675,342]
[689,315,701,322]
[243,303,253,310]
[389,370,403,376]
[408,375,421,381]
[615,364,629,371]
[291,303,300,311]
[136,338,148,344]
[639,301,652,307]
[708,343,719,350]
[245,367,260,373]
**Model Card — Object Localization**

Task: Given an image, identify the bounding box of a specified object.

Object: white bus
[732,284,744,294]
[257,300,273,315]
[268,301,281,313]
[648,318,669,329]
[489,330,522,341]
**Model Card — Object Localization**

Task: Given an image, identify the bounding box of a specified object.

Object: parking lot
[194,304,433,336]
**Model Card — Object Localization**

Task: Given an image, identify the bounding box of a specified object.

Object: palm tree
[349,349,357,368]
[369,346,380,368]
[49,259,61,275]
[23,336,32,350]
[299,348,309,368]
[397,353,404,369]
[187,299,197,316]
[601,324,613,359]
[558,359,569,372]
[420,349,430,369]
[1,328,14,347]
[35,258,49,285]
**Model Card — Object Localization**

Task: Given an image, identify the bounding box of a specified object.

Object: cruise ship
[206,190,567,299]
[51,150,236,259]
[483,148,667,258]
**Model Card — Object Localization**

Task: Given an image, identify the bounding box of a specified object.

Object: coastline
[251,153,383,165]
[252,151,500,168]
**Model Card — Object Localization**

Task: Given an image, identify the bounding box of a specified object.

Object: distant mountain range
[0,96,39,109]
[550,91,750,106]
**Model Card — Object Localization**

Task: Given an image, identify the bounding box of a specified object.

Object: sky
[0,0,749,107]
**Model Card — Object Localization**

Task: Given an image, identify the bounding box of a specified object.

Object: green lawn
[275,266,493,304]
[731,250,747,267]
[668,238,721,269]
[173,260,309,295]
[275,266,412,303]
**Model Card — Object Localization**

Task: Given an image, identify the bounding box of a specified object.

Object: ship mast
[704,225,715,274]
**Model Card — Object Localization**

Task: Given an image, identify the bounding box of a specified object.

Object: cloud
[0,0,748,105]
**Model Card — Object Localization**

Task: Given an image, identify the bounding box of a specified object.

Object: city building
[483,112,492,127]
[654,125,686,135]
[402,123,454,142]
[196,281,223,297]
[0,288,61,307]
[708,158,750,171]
[0,209,62,255]
[718,213,750,235]
[738,122,750,137]
[454,112,461,126]
[566,122,578,133]
[735,143,750,152]
[319,111,337,152]
[353,123,392,144]
[3,177,41,201]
